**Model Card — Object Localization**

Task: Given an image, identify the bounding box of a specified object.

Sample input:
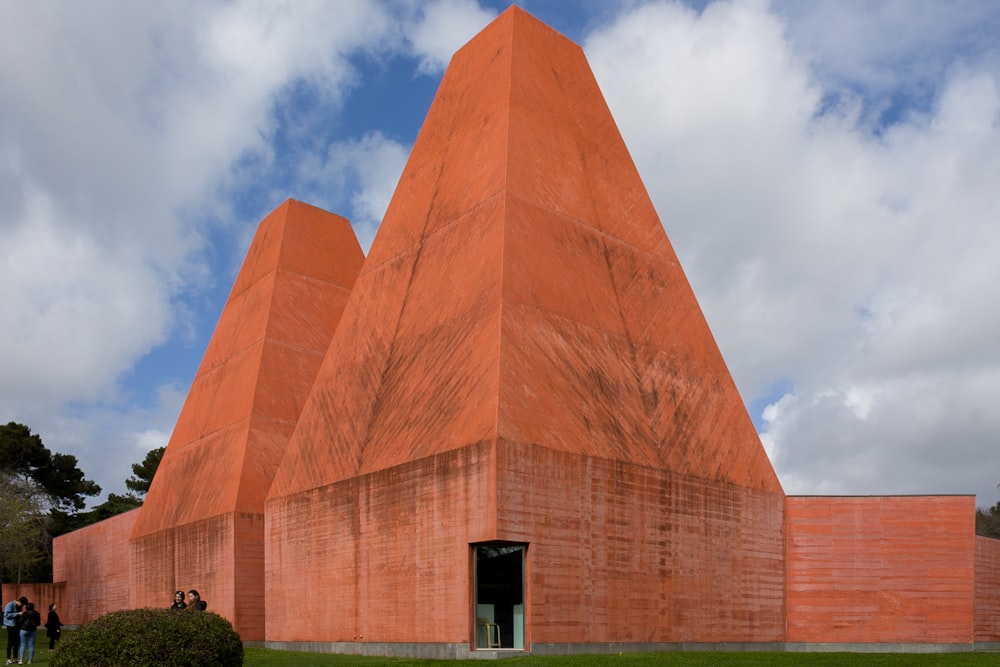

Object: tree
[0,421,102,582]
[125,445,164,497]
[977,488,1000,539]
[0,430,161,582]
[49,445,164,538]
[0,472,50,584]
[0,422,101,511]
[87,493,144,522]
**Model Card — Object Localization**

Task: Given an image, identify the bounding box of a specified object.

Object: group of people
[1,589,204,664]
[2,597,62,665]
[169,589,207,611]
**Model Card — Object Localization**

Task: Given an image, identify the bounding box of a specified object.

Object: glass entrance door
[473,543,525,649]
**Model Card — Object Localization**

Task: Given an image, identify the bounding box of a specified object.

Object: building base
[256,641,984,659]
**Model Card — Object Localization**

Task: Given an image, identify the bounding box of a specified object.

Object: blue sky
[2,0,999,508]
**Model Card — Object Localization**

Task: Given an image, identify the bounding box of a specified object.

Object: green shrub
[50,607,243,666]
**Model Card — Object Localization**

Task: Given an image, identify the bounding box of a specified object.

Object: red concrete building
[46,6,1000,657]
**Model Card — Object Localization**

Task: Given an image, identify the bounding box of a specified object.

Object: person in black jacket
[43,604,62,651]
[169,591,187,610]
[186,590,207,611]
[17,602,40,664]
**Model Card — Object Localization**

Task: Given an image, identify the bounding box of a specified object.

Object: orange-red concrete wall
[786,496,975,644]
[266,443,492,643]
[51,508,138,625]
[496,442,786,644]
[976,535,1000,641]
[1,583,65,620]
[131,512,262,638]
[266,440,785,647]
[53,509,261,636]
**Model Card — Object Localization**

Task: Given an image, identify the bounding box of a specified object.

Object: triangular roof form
[269,7,781,499]
[133,199,364,536]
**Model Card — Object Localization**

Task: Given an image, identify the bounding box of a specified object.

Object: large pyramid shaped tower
[266,7,785,654]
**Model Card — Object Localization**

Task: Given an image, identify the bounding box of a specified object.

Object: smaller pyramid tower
[131,199,363,639]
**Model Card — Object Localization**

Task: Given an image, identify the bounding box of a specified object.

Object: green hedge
[50,608,243,666]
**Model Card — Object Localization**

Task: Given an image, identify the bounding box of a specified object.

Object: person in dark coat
[186,590,207,611]
[169,591,187,610]
[17,602,40,664]
[43,604,62,651]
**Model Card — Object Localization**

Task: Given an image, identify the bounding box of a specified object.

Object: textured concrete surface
[786,495,976,644]
[0,583,65,624]
[271,8,781,504]
[976,536,1000,641]
[51,508,137,624]
[267,444,493,643]
[269,7,780,502]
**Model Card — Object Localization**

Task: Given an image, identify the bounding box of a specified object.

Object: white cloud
[296,131,411,252]
[766,367,1000,497]
[0,187,170,406]
[774,0,1000,110]
[0,0,400,500]
[409,0,498,74]
[585,0,1000,505]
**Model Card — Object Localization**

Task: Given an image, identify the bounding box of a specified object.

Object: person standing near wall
[17,601,40,664]
[186,590,207,611]
[43,604,61,652]
[169,591,186,610]
[3,597,25,665]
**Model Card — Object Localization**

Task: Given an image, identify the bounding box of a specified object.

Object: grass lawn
[25,636,998,665]
[5,641,57,665]
[243,649,998,666]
